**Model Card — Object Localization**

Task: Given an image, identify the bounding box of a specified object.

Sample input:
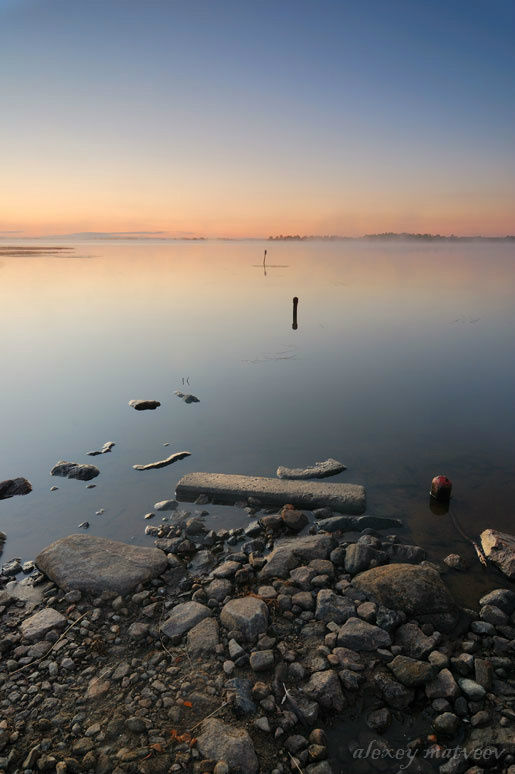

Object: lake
[1,238,514,606]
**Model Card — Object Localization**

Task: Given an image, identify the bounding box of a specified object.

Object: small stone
[434,712,459,735]
[250,650,274,672]
[458,678,486,700]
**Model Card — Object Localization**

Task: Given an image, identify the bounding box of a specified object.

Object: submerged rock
[87,441,115,456]
[36,534,168,593]
[50,461,100,481]
[480,529,515,579]
[276,458,346,480]
[128,399,161,410]
[0,477,32,500]
[174,391,200,404]
[133,451,191,470]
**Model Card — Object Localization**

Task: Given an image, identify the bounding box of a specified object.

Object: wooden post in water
[292,296,299,330]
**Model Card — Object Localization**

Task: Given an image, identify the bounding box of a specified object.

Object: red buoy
[430,475,452,502]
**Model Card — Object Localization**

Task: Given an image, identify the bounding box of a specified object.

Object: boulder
[50,461,99,481]
[352,563,460,632]
[20,608,66,641]
[0,477,32,500]
[480,529,515,579]
[161,601,211,643]
[36,534,168,593]
[220,596,268,642]
[197,718,258,774]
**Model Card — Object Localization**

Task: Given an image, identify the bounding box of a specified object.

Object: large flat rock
[176,472,366,514]
[36,534,168,593]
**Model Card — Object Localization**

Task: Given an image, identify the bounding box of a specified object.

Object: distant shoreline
[1,232,514,243]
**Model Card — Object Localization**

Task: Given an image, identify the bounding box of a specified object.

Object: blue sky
[1,0,514,235]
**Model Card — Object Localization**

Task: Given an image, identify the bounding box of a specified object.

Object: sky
[0,0,514,237]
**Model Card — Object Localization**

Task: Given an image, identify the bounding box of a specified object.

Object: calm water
[1,238,514,606]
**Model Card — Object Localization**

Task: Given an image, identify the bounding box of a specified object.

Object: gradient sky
[1,0,514,237]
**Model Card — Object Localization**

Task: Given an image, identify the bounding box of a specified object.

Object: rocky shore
[1,502,514,774]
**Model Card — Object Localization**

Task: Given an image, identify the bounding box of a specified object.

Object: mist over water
[1,238,514,605]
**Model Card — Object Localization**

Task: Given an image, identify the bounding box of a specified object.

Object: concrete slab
[176,472,366,514]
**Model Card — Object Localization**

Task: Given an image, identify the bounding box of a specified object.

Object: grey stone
[282,687,319,726]
[315,589,355,624]
[187,617,219,656]
[303,669,345,711]
[176,472,366,514]
[383,543,426,564]
[226,678,256,715]
[206,578,232,602]
[259,534,335,580]
[374,671,415,709]
[387,655,435,686]
[478,588,515,615]
[316,516,355,532]
[366,707,391,732]
[197,718,258,774]
[344,543,387,574]
[434,712,459,735]
[443,553,467,571]
[480,529,515,579]
[161,601,211,642]
[128,399,160,410]
[480,604,508,626]
[36,534,168,593]
[337,617,392,650]
[276,458,346,480]
[20,608,66,641]
[395,622,440,658]
[50,461,99,481]
[0,477,32,499]
[458,678,486,700]
[425,668,460,700]
[213,561,241,578]
[220,596,268,642]
[353,563,460,632]
[249,650,274,672]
